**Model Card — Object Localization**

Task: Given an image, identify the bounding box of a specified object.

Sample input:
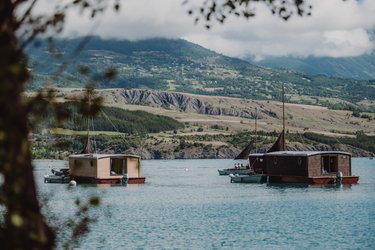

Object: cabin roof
[249,153,265,157]
[69,153,141,160]
[264,151,351,157]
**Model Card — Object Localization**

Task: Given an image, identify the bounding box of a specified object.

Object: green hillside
[27,37,375,110]
[34,102,184,134]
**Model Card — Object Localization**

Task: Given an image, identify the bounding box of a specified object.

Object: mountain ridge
[245,52,375,80]
[27,37,375,112]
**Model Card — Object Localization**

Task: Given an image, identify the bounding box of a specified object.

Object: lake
[34,158,375,249]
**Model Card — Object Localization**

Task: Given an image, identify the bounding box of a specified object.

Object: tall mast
[87,91,91,143]
[255,107,258,153]
[81,89,93,154]
[282,82,286,150]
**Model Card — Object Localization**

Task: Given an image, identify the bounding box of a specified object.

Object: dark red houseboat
[233,83,359,185]
[251,151,359,184]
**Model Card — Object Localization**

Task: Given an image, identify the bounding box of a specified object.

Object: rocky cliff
[117,89,261,119]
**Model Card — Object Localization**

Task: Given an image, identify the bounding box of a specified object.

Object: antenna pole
[87,92,91,144]
[255,107,258,153]
[282,82,286,150]
[85,90,92,153]
[87,94,90,137]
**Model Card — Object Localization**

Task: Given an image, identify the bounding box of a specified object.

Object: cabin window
[110,159,125,176]
[322,156,338,173]
[273,157,278,165]
[90,160,93,167]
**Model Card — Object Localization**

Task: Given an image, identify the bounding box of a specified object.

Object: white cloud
[62,0,201,40]
[315,29,374,57]
[183,0,375,58]
[32,0,375,59]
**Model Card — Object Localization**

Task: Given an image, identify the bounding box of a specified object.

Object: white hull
[230,174,265,183]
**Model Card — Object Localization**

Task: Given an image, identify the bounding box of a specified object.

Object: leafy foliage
[184,0,312,29]
[1,1,120,249]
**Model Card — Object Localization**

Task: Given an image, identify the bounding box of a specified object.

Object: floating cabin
[235,86,359,185]
[69,154,145,184]
[249,151,359,184]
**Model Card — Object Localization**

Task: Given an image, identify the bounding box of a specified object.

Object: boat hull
[71,176,146,184]
[128,177,146,184]
[218,169,253,175]
[44,175,71,183]
[267,175,359,184]
[230,174,266,183]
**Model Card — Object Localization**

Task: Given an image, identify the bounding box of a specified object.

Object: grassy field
[42,88,375,138]
[28,87,375,147]
[29,87,375,159]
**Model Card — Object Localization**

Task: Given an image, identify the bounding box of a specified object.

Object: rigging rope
[101,109,120,133]
[91,116,97,154]
[333,135,343,148]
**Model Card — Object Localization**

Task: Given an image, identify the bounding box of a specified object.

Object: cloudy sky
[35,0,375,60]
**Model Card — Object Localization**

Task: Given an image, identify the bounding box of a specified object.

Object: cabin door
[321,156,338,174]
[110,159,127,175]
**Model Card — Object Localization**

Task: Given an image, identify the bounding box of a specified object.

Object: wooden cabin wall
[127,158,140,178]
[69,158,97,178]
[308,155,322,177]
[266,155,308,176]
[97,158,111,178]
[308,154,351,177]
[338,155,351,176]
[250,156,266,173]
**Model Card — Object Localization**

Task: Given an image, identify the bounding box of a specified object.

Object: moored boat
[230,83,359,185]
[69,153,145,184]
[45,88,146,185]
[229,173,266,183]
[263,151,358,184]
[218,165,253,175]
[44,168,71,183]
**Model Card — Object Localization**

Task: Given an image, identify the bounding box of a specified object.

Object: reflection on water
[34,158,375,249]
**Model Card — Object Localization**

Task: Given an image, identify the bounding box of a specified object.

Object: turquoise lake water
[34,158,375,249]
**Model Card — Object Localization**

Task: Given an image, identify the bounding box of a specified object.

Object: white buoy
[185,168,189,172]
[69,180,77,187]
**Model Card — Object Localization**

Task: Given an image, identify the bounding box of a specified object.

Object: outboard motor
[336,171,343,186]
[122,173,129,186]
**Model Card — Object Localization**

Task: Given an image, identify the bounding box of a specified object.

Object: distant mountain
[26,37,374,110]
[245,52,375,80]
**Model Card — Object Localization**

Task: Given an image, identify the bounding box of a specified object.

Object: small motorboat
[44,168,71,183]
[218,168,254,175]
[218,163,253,175]
[229,173,266,183]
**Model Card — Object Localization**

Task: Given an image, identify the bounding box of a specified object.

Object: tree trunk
[0,1,55,249]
